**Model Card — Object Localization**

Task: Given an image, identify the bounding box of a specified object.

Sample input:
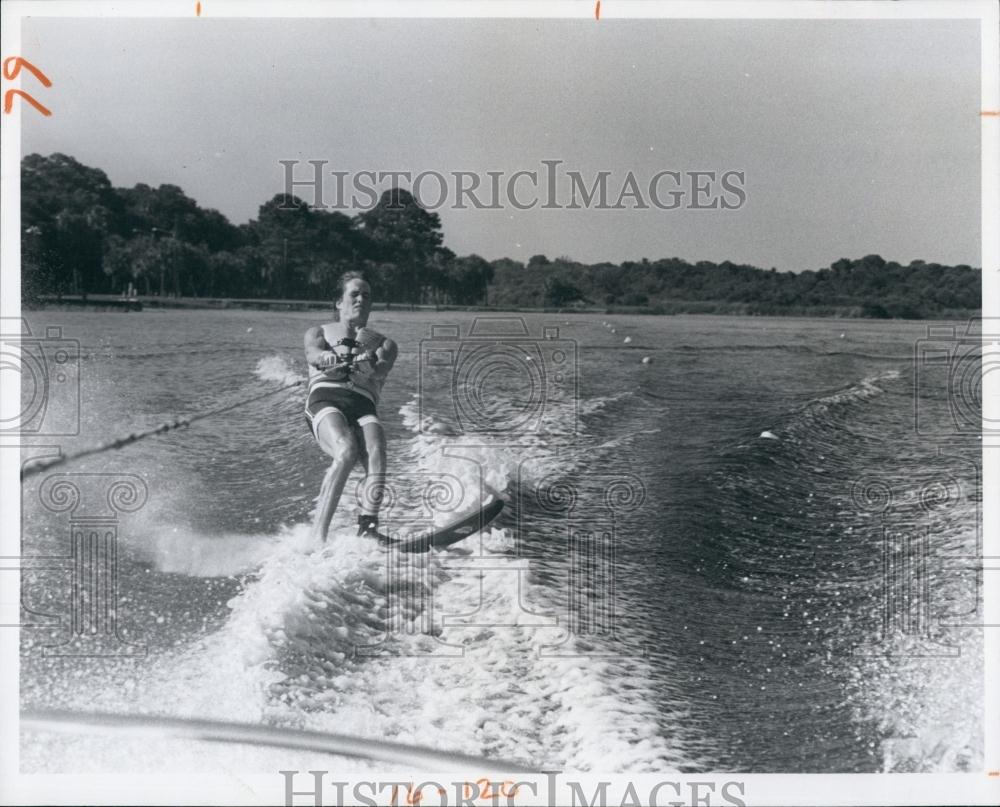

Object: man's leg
[358,420,387,535]
[311,411,359,542]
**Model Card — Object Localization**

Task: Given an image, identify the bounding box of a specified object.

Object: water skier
[303,272,398,542]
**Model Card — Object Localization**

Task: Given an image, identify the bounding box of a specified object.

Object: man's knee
[321,428,358,465]
[334,437,359,465]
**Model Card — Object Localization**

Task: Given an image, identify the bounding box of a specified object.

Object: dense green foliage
[22,153,979,317]
[22,154,484,305]
[492,254,980,318]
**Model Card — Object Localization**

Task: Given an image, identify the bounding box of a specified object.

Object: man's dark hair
[335,271,369,303]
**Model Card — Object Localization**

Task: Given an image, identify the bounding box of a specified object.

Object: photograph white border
[1,1,997,804]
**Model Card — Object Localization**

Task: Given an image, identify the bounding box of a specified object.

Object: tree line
[21,153,980,318]
[494,253,980,318]
[21,153,490,306]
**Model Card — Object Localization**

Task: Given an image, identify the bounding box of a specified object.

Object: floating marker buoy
[610,328,617,334]
[759,430,778,440]
[246,327,253,333]
[641,356,652,364]
[624,336,632,344]
[839,333,846,339]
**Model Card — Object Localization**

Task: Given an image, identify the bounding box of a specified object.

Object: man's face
[338,278,372,323]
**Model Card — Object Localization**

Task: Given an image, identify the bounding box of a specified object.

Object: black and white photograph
[1,1,998,805]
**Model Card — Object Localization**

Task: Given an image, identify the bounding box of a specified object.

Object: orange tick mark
[3,56,52,86]
[4,89,51,116]
[982,110,999,116]
[196,1,201,15]
[595,1,601,20]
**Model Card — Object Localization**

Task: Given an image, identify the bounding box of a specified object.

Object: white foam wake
[28,388,695,774]
[254,354,304,386]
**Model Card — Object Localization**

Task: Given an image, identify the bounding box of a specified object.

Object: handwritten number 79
[3,56,52,116]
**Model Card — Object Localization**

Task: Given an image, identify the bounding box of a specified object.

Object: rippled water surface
[19,310,982,773]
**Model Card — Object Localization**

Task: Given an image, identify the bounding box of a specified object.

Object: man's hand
[370,339,398,379]
[315,350,341,370]
[349,350,377,375]
[304,326,332,368]
[319,351,354,380]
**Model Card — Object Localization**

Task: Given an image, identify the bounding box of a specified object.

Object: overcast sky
[20,16,981,271]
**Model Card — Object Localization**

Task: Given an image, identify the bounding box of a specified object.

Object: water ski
[376,499,504,554]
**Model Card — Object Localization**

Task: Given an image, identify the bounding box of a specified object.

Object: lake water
[18,309,982,773]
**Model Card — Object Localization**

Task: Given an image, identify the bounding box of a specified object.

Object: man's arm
[304,326,333,368]
[371,338,398,380]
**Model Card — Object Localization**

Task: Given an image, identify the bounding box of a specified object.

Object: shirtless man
[303,272,398,542]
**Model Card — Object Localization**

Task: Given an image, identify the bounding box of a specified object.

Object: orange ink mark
[461,779,519,801]
[388,784,425,805]
[989,770,1000,776]
[501,781,521,798]
[4,88,51,116]
[196,1,201,15]
[982,110,1000,116]
[3,56,52,86]
[595,1,601,20]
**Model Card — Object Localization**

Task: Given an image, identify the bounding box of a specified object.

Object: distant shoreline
[26,294,979,320]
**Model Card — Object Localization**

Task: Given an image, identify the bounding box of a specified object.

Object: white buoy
[610,328,617,334]
[839,333,846,339]
[759,430,778,440]
[624,336,632,344]
[641,356,653,364]
[246,327,253,333]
